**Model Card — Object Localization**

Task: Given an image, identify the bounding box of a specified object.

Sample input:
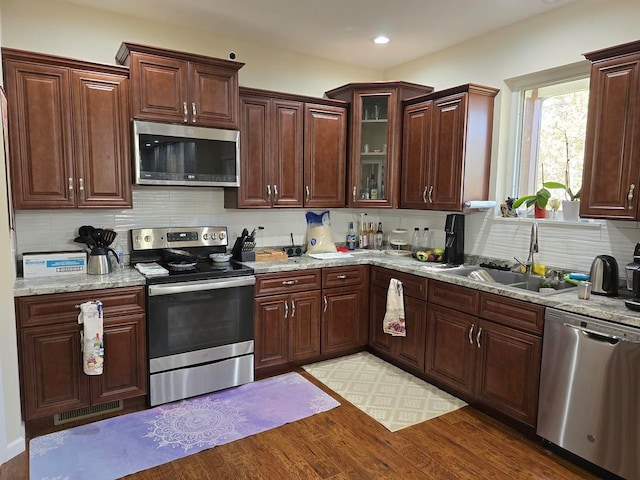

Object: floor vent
[53,400,123,425]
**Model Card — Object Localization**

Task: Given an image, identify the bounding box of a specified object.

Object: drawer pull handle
[305,185,310,203]
[628,184,635,209]
[323,295,328,312]
[476,327,483,348]
[468,324,474,344]
[428,185,434,203]
[282,280,298,286]
[422,186,428,203]
[284,300,288,318]
[337,274,347,279]
[291,299,296,318]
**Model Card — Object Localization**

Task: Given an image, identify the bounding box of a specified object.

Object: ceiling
[62,0,582,70]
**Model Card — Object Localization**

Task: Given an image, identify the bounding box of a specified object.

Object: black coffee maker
[444,214,465,265]
[625,269,640,311]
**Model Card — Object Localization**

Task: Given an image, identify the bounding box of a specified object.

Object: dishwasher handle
[563,322,623,345]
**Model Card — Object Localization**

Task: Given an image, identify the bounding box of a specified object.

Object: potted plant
[512,183,554,218]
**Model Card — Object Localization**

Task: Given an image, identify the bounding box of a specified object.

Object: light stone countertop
[243,251,640,330]
[13,267,146,297]
[13,252,640,330]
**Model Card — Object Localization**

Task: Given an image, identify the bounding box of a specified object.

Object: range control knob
[144,235,152,243]
[211,233,218,240]
[219,232,226,241]
[203,233,209,240]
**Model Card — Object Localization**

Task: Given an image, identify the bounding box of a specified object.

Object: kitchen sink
[444,266,576,295]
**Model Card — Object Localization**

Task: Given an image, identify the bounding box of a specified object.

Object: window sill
[491,216,602,229]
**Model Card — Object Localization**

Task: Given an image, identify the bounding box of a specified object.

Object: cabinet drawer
[428,281,479,315]
[370,267,428,300]
[16,286,146,328]
[322,265,367,288]
[255,269,321,296]
[479,292,544,335]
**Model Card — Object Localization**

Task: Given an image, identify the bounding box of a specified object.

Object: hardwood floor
[1,369,598,480]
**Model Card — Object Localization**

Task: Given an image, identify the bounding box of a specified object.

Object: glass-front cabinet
[326,82,434,208]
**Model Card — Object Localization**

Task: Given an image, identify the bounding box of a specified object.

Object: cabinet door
[395,296,427,372]
[400,102,432,209]
[271,99,304,207]
[369,285,394,356]
[349,91,396,208]
[189,61,239,129]
[474,320,542,427]
[237,95,272,207]
[3,60,75,209]
[303,103,347,208]
[428,94,466,211]
[72,70,132,208]
[322,286,368,354]
[288,291,321,361]
[91,314,147,404]
[128,53,189,123]
[425,303,476,396]
[254,295,289,369]
[20,324,90,420]
[581,55,640,219]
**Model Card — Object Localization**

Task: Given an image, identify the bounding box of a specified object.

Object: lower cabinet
[254,270,322,373]
[321,266,369,354]
[254,266,369,374]
[369,267,428,372]
[15,287,147,421]
[426,280,543,427]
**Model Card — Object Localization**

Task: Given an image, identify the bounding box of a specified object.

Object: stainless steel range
[130,226,255,406]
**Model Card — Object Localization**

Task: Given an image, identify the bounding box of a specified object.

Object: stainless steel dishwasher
[537,308,640,480]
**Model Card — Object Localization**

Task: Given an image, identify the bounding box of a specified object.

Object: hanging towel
[78,300,104,375]
[383,278,406,336]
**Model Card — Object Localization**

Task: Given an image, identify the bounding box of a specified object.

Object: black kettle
[589,255,619,296]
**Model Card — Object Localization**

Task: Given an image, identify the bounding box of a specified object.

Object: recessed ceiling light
[373,35,390,45]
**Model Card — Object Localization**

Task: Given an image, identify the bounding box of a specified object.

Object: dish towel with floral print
[383,278,406,336]
[78,300,104,375]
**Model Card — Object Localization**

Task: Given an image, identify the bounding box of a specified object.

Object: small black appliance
[444,213,465,265]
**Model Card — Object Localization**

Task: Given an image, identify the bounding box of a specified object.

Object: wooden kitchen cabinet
[15,287,147,420]
[116,42,243,129]
[325,81,433,208]
[425,280,543,428]
[401,84,498,211]
[2,49,132,209]
[369,267,428,372]
[254,270,322,372]
[321,266,369,354]
[581,41,640,219]
[226,88,346,209]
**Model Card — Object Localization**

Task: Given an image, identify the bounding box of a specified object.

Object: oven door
[147,276,255,369]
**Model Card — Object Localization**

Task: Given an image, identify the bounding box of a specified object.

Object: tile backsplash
[14,186,640,278]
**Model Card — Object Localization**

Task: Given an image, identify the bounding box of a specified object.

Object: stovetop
[129,226,254,285]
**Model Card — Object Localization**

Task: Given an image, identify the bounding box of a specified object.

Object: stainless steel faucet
[514,221,538,274]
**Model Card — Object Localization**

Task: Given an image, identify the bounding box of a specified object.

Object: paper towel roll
[464,200,496,209]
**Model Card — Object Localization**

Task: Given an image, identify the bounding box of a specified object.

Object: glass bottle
[411,227,421,256]
[421,227,433,250]
[370,174,378,200]
[346,222,356,250]
[376,222,384,250]
[113,241,125,271]
[367,222,375,249]
[359,220,368,249]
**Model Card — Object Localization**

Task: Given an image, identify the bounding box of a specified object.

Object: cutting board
[255,249,289,261]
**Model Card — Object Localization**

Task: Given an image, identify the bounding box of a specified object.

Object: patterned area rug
[29,372,339,480]
[303,352,466,432]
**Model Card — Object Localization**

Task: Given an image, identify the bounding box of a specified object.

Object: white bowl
[210,253,232,263]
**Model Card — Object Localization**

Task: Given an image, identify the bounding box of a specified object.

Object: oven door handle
[148,276,256,296]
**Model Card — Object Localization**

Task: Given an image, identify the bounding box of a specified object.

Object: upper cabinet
[325,82,433,208]
[225,87,346,209]
[116,42,244,129]
[401,84,498,211]
[581,40,640,220]
[2,48,132,209]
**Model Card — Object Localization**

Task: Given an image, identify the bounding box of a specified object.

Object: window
[513,76,590,213]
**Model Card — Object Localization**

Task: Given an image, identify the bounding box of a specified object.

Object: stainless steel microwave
[133,120,240,187]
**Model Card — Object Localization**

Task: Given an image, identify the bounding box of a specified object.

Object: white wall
[0,6,25,463]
